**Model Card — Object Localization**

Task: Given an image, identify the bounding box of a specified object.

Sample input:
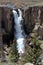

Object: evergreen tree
[23,35,42,65]
[9,39,19,62]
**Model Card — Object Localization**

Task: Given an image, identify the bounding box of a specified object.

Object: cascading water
[12,9,25,55]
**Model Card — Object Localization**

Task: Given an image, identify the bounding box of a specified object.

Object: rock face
[23,7,40,34]
[23,7,43,35]
[0,7,14,47]
[0,0,43,8]
[0,8,2,45]
[0,6,43,45]
[1,7,12,33]
[23,7,34,34]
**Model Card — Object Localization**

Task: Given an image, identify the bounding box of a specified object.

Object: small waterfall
[12,9,25,55]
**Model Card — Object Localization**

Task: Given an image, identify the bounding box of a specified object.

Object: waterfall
[12,9,25,55]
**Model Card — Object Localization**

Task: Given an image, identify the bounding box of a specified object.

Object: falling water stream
[12,9,25,56]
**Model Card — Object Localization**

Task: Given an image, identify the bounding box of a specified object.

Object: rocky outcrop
[23,6,43,35]
[38,26,43,37]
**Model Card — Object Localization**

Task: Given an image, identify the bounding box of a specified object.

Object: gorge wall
[0,6,43,45]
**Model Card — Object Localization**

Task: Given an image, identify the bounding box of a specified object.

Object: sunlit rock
[24,62,34,65]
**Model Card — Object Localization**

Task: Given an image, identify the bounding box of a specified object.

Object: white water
[12,9,25,54]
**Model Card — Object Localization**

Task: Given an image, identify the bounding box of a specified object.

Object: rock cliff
[0,6,43,45]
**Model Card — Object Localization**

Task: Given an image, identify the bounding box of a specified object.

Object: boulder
[24,62,34,65]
